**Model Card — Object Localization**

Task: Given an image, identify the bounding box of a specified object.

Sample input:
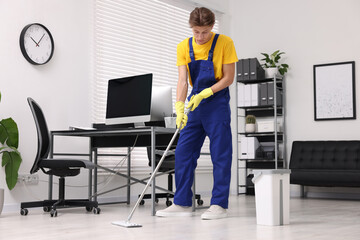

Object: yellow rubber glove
[187,88,214,111]
[175,101,188,130]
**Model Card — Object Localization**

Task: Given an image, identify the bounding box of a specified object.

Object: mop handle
[126,109,190,222]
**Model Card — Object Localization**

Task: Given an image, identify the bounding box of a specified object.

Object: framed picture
[313,61,356,121]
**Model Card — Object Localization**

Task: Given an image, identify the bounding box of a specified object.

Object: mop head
[111,220,142,228]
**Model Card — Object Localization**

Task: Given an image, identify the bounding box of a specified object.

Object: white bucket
[252,169,291,226]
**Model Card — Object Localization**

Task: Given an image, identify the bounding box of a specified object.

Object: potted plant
[260,50,289,78]
[245,115,256,133]
[0,91,22,214]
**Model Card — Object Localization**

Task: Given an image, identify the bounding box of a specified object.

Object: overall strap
[189,37,195,62]
[207,34,219,61]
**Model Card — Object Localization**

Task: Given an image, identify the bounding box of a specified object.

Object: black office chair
[139,147,203,207]
[20,98,100,217]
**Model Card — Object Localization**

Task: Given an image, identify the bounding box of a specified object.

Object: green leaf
[1,151,9,167]
[271,50,280,58]
[3,151,22,190]
[0,118,19,148]
[0,91,2,103]
[274,55,281,63]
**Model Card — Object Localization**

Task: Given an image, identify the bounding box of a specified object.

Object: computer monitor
[105,73,172,126]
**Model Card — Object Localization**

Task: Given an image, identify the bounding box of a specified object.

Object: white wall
[229,0,360,196]
[0,0,234,210]
[0,0,93,207]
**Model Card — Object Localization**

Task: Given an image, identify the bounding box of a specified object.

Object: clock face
[19,23,54,65]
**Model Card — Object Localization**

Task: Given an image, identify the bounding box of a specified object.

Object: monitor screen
[106,73,153,125]
[105,73,172,125]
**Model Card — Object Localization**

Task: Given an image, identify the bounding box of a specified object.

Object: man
[156,7,238,220]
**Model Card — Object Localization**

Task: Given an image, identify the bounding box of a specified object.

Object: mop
[112,109,189,228]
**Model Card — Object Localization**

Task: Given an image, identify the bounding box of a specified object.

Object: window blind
[93,0,219,174]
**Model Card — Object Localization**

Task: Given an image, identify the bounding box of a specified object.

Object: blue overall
[174,34,232,209]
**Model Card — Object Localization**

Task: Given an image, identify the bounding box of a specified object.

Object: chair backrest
[146,146,176,172]
[27,98,51,174]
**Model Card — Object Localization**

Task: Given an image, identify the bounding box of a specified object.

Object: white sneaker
[156,204,193,217]
[201,205,227,220]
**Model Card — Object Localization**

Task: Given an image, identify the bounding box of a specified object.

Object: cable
[91,134,140,197]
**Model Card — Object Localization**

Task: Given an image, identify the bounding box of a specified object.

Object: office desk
[50,126,177,216]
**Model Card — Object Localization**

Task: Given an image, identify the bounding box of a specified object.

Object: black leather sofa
[290,141,360,195]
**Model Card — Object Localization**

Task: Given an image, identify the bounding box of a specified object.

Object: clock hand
[37,33,45,45]
[30,37,39,47]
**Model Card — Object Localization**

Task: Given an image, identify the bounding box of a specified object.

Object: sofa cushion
[290,141,360,170]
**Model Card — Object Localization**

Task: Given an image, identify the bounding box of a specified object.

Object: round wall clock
[19,23,54,65]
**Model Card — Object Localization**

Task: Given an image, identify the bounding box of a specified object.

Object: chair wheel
[139,200,145,205]
[197,199,204,206]
[86,206,93,212]
[166,200,172,207]
[20,208,28,216]
[155,198,159,203]
[50,209,57,217]
[43,206,51,212]
[93,207,101,214]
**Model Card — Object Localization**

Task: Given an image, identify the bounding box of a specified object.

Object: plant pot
[245,124,256,133]
[265,68,279,79]
[0,188,4,215]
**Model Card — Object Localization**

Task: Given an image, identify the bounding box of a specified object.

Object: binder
[244,84,251,106]
[267,82,282,106]
[260,83,268,106]
[240,136,248,158]
[243,59,250,81]
[251,84,259,106]
[267,82,274,105]
[237,83,245,107]
[249,58,265,80]
[246,137,260,159]
[237,59,244,81]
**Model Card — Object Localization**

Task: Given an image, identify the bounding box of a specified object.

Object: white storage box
[257,120,281,132]
[252,169,291,226]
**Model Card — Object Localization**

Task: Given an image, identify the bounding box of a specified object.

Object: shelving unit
[236,75,286,195]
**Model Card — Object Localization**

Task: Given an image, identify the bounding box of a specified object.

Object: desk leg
[151,128,156,216]
[93,148,98,202]
[88,143,93,201]
[127,147,131,204]
[49,134,54,200]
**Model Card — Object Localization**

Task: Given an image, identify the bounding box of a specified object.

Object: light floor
[1,195,360,240]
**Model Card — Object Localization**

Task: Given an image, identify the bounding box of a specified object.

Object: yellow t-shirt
[177,32,238,86]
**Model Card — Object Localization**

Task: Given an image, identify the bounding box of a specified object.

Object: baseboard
[2,203,20,213]
[304,191,360,200]
[291,188,360,200]
[2,191,213,214]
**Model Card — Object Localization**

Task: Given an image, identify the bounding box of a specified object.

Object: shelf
[247,161,284,169]
[238,105,282,110]
[239,158,284,161]
[236,65,287,195]
[237,77,283,84]
[239,131,283,135]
